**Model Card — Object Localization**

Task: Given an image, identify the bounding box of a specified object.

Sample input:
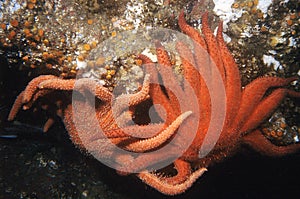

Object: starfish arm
[123,111,192,152]
[178,10,207,49]
[194,87,211,142]
[114,110,133,128]
[235,77,297,131]
[115,148,179,173]
[39,78,112,102]
[38,78,75,90]
[43,117,55,132]
[22,90,53,110]
[175,42,204,127]
[7,91,24,121]
[22,75,58,103]
[286,89,300,98]
[201,12,225,82]
[155,41,173,68]
[112,74,150,117]
[61,105,84,147]
[189,25,212,128]
[176,42,201,97]
[216,21,242,128]
[240,88,295,133]
[97,108,118,131]
[115,74,150,106]
[103,123,165,138]
[137,167,207,195]
[129,73,150,105]
[184,40,212,152]
[8,77,58,121]
[162,159,191,185]
[242,130,300,156]
[155,42,185,112]
[138,54,176,123]
[183,15,226,146]
[9,88,65,132]
[176,17,216,158]
[62,105,126,149]
[64,107,126,151]
[89,128,130,139]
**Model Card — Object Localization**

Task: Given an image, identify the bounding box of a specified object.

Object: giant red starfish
[125,11,300,195]
[8,11,300,195]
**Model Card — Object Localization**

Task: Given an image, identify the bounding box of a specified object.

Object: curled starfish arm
[240,88,299,133]
[242,130,300,156]
[138,54,169,98]
[39,78,112,102]
[162,159,191,185]
[87,128,131,141]
[113,74,150,117]
[22,75,58,103]
[8,84,65,131]
[115,74,150,106]
[22,90,53,110]
[111,75,151,129]
[128,73,150,106]
[8,90,54,120]
[236,77,298,131]
[137,167,207,195]
[123,111,192,152]
[8,76,60,121]
[236,77,296,120]
[60,105,84,147]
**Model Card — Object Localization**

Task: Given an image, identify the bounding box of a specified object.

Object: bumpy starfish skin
[8,11,300,196]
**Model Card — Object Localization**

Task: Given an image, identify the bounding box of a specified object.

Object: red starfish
[8,11,300,196]
[129,11,300,195]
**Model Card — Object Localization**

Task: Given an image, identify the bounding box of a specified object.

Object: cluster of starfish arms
[8,11,300,195]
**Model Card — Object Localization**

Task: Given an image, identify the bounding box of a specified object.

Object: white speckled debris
[262,54,282,71]
[213,0,243,30]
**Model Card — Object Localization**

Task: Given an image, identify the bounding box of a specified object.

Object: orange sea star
[8,11,300,195]
[129,11,300,195]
